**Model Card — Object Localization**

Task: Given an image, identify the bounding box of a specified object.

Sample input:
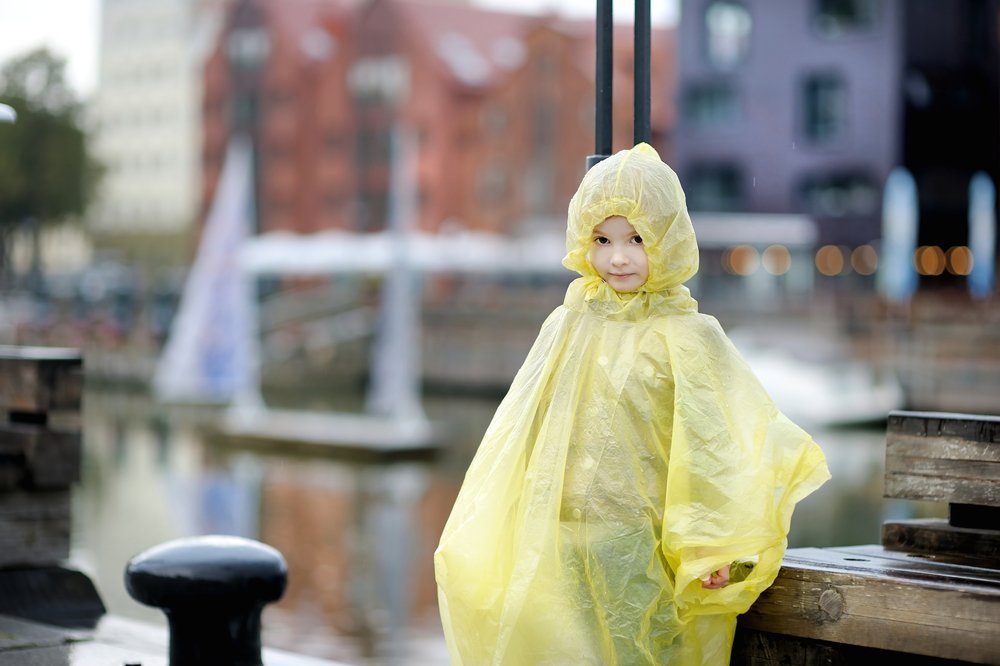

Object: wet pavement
[0,613,348,666]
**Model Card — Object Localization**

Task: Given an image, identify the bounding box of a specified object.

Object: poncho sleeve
[662,313,830,618]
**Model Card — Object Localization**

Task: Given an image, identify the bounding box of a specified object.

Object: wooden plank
[738,547,1000,663]
[733,629,959,665]
[884,436,1000,463]
[885,470,1000,506]
[0,425,81,490]
[885,411,1000,506]
[0,346,83,413]
[795,544,1000,585]
[888,410,1000,443]
[0,490,70,567]
[882,519,1000,563]
[841,541,1000,577]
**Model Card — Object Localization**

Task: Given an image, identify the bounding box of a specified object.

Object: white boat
[730,328,904,428]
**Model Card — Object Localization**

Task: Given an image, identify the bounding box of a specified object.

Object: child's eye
[632,235,644,244]
[594,236,609,245]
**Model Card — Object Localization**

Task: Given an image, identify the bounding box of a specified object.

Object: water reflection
[72,387,942,665]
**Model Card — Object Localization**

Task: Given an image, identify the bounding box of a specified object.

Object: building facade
[200,0,674,237]
[674,0,999,258]
[674,0,904,248]
[90,0,228,265]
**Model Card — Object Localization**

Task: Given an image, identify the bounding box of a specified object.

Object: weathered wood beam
[737,546,1000,664]
[0,346,82,414]
[0,490,71,567]
[0,425,81,490]
[883,518,999,563]
[733,629,963,665]
[884,410,1000,508]
[0,347,83,568]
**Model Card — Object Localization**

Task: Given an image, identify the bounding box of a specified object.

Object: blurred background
[1,0,998,663]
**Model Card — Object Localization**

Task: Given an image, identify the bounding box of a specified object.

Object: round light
[946,246,974,276]
[850,245,878,275]
[914,246,945,276]
[815,245,844,276]
[725,245,760,276]
[762,245,791,275]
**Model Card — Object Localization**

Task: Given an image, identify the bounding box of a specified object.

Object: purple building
[674,0,1000,252]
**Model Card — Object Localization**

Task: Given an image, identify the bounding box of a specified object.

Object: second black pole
[634,0,651,145]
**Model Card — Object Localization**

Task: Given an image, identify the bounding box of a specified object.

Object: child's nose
[611,250,629,265]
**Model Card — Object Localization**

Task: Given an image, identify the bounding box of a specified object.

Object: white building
[89,0,227,267]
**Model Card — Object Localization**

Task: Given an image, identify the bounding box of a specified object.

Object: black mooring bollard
[125,535,288,666]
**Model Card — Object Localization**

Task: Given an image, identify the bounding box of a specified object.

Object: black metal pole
[587,0,614,171]
[634,0,651,145]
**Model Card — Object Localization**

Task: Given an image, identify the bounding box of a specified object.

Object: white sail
[153,138,257,404]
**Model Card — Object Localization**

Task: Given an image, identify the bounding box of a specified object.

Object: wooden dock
[735,410,1000,664]
[0,346,349,665]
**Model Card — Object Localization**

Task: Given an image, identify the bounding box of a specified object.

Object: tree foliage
[0,48,102,228]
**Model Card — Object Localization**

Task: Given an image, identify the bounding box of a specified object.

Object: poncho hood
[563,143,699,297]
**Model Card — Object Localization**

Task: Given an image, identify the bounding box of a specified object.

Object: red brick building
[201,0,675,236]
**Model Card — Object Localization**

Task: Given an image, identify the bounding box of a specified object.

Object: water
[70,386,943,665]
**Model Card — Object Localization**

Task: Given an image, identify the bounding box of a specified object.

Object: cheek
[636,251,650,276]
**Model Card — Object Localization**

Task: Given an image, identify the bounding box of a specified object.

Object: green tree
[0,48,102,291]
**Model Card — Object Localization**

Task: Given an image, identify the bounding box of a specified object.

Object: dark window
[798,173,877,217]
[324,191,346,212]
[524,101,555,214]
[477,164,509,204]
[683,83,739,127]
[686,164,744,211]
[227,28,270,69]
[267,89,294,112]
[264,142,292,163]
[802,73,847,143]
[231,95,258,126]
[814,0,877,38]
[356,127,390,166]
[705,1,753,69]
[325,133,346,155]
[358,190,388,231]
[481,106,508,136]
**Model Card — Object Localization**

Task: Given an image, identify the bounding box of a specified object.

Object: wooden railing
[734,410,1000,665]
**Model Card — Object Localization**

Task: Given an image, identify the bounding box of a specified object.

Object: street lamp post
[586,1,652,171]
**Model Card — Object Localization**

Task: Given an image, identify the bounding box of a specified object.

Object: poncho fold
[434,144,830,665]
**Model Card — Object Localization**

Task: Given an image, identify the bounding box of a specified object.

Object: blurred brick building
[201,0,675,236]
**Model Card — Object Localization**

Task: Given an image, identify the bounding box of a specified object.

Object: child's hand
[700,564,730,589]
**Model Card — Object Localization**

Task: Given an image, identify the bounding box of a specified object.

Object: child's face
[588,216,649,293]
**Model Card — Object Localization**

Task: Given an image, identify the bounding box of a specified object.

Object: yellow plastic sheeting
[435,144,830,665]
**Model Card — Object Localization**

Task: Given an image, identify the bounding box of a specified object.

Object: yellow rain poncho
[434,144,830,665]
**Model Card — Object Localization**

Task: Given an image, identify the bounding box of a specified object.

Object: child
[434,144,830,665]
